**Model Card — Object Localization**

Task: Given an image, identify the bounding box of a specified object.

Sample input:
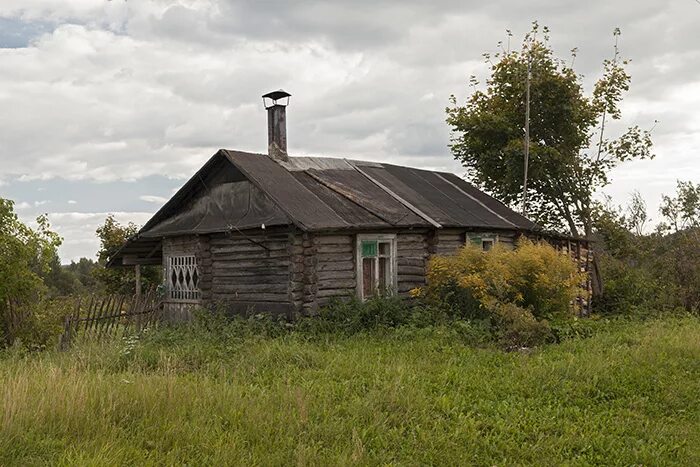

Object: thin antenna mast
[522,46,531,217]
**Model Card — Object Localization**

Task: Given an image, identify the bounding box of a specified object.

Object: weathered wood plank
[316,289,355,299]
[397,249,428,258]
[211,292,290,302]
[213,259,291,269]
[209,235,289,247]
[397,234,426,244]
[398,283,423,293]
[317,253,354,262]
[211,274,288,284]
[316,244,353,254]
[210,242,289,253]
[317,261,354,272]
[212,282,288,292]
[316,235,353,245]
[211,269,289,278]
[317,270,355,281]
[397,265,425,275]
[318,279,355,290]
[211,250,290,260]
[398,275,425,283]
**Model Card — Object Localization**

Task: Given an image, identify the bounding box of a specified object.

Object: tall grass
[1,317,699,465]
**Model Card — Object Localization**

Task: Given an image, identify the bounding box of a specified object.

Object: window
[468,234,498,251]
[356,234,396,300]
[166,255,200,301]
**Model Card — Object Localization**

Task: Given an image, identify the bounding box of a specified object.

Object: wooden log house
[107,90,591,319]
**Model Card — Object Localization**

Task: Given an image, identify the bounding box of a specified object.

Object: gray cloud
[1,0,699,261]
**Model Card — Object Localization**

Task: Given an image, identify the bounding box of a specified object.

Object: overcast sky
[1,0,698,262]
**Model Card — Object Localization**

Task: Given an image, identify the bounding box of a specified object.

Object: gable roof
[106,149,542,266]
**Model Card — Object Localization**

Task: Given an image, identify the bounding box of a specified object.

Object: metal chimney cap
[262,89,291,100]
[262,89,291,108]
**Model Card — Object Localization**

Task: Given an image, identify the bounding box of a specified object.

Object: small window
[166,255,200,301]
[467,234,498,251]
[357,235,396,300]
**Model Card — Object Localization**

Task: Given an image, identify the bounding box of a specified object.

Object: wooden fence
[1,298,30,347]
[58,290,163,350]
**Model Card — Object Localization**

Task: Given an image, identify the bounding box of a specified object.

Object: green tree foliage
[447,23,654,238]
[654,181,700,312]
[658,180,700,233]
[1,198,64,347]
[0,198,62,308]
[44,257,101,297]
[593,184,700,315]
[94,215,161,294]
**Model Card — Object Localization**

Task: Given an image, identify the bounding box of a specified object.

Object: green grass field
[1,317,699,466]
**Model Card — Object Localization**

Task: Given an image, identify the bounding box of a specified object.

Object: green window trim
[361,240,378,257]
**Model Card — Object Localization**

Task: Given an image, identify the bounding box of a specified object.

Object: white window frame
[481,238,495,251]
[356,234,398,300]
[166,255,200,302]
[466,233,499,251]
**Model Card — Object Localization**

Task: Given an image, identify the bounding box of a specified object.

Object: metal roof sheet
[107,150,547,267]
[223,150,351,231]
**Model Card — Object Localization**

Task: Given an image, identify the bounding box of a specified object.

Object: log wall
[207,229,294,316]
[291,230,434,309]
[397,231,430,296]
[312,234,356,308]
[161,226,591,317]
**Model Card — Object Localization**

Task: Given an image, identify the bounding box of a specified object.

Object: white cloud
[44,211,154,263]
[139,195,168,204]
[67,199,77,204]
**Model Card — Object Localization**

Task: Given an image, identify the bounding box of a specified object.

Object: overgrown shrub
[301,296,415,334]
[416,240,584,347]
[421,240,585,319]
[1,198,63,349]
[594,254,668,315]
[3,298,72,351]
[485,300,553,349]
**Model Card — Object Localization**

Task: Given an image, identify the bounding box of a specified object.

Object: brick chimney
[262,89,291,161]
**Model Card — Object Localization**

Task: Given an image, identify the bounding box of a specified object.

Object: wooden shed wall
[397,231,430,295]
[160,226,590,318]
[291,233,357,312]
[436,229,518,256]
[290,230,433,311]
[207,229,294,315]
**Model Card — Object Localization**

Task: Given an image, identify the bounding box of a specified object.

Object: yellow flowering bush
[421,239,586,320]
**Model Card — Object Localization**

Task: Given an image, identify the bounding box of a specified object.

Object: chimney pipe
[262,89,291,161]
